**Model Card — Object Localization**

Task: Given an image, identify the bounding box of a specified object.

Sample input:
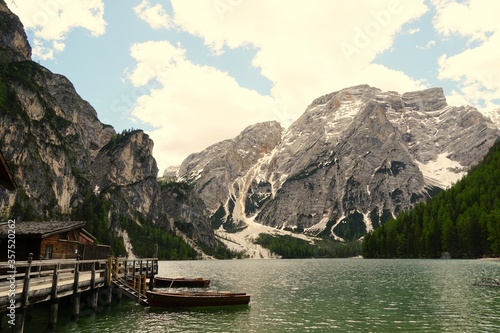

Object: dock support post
[71,261,80,322]
[71,293,81,322]
[149,275,154,291]
[14,309,25,333]
[102,286,113,306]
[47,263,60,330]
[15,253,33,333]
[48,299,59,331]
[114,257,119,279]
[103,256,113,306]
[89,263,98,312]
[137,275,141,303]
[117,287,122,302]
[124,259,128,281]
[25,305,33,323]
[106,256,112,286]
[89,289,98,312]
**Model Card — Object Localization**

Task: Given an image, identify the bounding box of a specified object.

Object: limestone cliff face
[91,130,159,218]
[179,85,500,241]
[155,182,217,249]
[0,60,116,216]
[179,121,283,230]
[0,2,31,63]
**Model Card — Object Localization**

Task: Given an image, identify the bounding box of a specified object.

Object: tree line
[362,140,500,258]
[255,233,361,258]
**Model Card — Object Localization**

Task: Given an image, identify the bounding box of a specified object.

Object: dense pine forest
[362,139,500,259]
[255,233,361,258]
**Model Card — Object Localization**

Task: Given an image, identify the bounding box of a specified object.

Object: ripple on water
[20,259,500,333]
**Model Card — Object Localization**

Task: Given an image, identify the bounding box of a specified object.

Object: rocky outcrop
[180,85,500,241]
[0,60,115,216]
[401,87,447,112]
[91,130,159,218]
[0,2,31,63]
[179,121,283,230]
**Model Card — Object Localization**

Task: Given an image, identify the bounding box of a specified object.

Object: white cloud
[9,0,106,59]
[133,0,171,30]
[127,41,281,172]
[407,28,420,35]
[433,0,500,111]
[170,0,428,118]
[130,0,429,171]
[432,0,499,42]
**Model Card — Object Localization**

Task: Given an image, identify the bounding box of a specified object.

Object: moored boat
[146,290,251,308]
[154,276,210,288]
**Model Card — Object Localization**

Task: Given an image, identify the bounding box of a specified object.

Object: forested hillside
[362,140,500,258]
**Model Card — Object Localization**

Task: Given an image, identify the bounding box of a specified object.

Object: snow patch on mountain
[215,216,319,258]
[485,108,500,129]
[416,152,465,188]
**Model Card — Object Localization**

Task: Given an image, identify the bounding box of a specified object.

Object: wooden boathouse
[0,221,111,262]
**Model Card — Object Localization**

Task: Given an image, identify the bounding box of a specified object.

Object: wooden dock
[0,255,158,332]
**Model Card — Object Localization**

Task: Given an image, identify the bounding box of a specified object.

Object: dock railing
[110,257,158,305]
[0,255,158,331]
[0,255,108,309]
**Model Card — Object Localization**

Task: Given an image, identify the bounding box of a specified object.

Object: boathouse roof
[0,149,16,191]
[0,221,89,238]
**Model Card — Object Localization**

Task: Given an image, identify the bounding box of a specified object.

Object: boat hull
[146,291,250,308]
[154,277,210,288]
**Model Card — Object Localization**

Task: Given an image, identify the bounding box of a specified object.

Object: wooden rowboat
[154,276,210,288]
[146,290,250,308]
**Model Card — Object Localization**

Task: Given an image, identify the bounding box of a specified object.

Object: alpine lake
[15,259,500,332]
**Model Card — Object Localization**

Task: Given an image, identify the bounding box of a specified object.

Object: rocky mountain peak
[92,130,158,191]
[181,85,500,247]
[0,2,31,63]
[401,87,447,112]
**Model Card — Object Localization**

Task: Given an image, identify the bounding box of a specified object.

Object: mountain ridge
[178,84,500,247]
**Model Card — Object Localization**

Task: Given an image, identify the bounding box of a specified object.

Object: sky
[7,0,500,174]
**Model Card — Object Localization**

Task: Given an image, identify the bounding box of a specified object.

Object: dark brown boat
[154,276,210,288]
[146,290,250,308]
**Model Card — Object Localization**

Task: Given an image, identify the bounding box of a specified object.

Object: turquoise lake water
[16,259,500,332]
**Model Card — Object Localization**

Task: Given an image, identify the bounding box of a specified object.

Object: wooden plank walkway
[0,256,158,331]
[0,258,107,309]
[112,278,149,306]
[0,271,95,306]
